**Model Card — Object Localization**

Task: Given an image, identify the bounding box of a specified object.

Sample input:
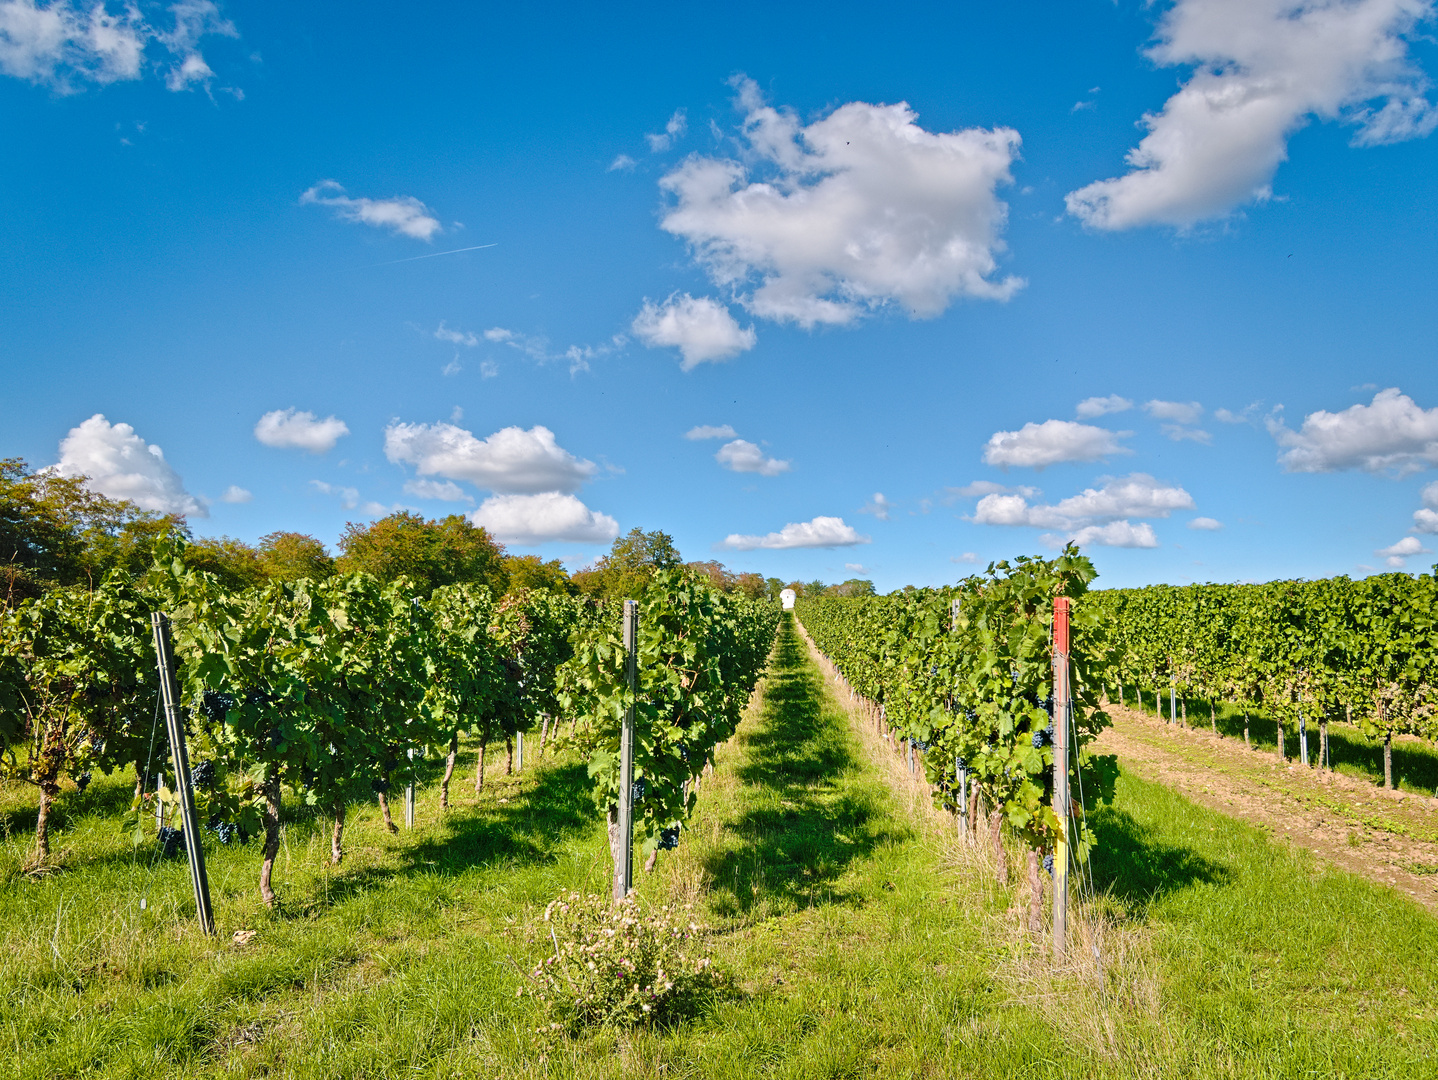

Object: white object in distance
[780,589,797,611]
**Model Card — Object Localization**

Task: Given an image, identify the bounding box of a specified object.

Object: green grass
[2,616,1436,1078]
[1112,686,1438,797]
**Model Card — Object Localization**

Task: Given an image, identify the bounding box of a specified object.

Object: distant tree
[335,512,507,597]
[765,577,786,601]
[833,578,875,597]
[1,457,179,603]
[503,553,575,595]
[184,536,267,591]
[687,559,736,593]
[572,527,683,601]
[256,531,335,583]
[804,579,827,598]
[735,572,768,600]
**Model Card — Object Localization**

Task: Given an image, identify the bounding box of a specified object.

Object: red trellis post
[1052,596,1071,961]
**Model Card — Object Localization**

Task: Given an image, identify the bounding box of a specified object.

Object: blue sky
[3,0,1437,592]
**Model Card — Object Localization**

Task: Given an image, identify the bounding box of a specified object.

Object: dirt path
[1097,704,1438,915]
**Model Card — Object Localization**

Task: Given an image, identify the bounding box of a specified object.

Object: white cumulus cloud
[1189,516,1224,530]
[1412,480,1438,532]
[471,493,619,545]
[1076,395,1134,419]
[982,419,1131,469]
[1377,534,1430,567]
[254,409,349,454]
[1065,522,1161,549]
[715,439,790,477]
[220,484,252,504]
[632,294,757,370]
[720,516,870,551]
[1066,0,1438,231]
[49,414,206,517]
[300,180,442,241]
[384,421,598,494]
[972,473,1191,549]
[659,76,1023,329]
[684,424,737,441]
[1270,388,1438,474]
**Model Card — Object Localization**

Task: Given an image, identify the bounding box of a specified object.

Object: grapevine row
[795,545,1117,914]
[0,538,778,905]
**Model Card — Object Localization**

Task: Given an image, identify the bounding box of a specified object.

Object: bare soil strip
[1097,704,1438,915]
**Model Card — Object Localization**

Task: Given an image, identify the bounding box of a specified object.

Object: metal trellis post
[150,613,216,935]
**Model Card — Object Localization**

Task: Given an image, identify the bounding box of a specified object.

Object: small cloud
[435,321,479,346]
[946,480,1040,499]
[1161,424,1213,444]
[1144,399,1204,425]
[480,359,499,379]
[1076,395,1133,419]
[716,439,790,477]
[719,516,870,551]
[442,357,462,376]
[844,562,870,574]
[858,493,892,521]
[646,108,687,152]
[300,180,442,242]
[1188,516,1223,530]
[1215,403,1262,424]
[685,424,738,441]
[632,293,757,370]
[1377,535,1430,568]
[982,420,1130,469]
[950,552,979,564]
[254,409,350,454]
[310,479,360,509]
[220,485,253,504]
[608,154,637,172]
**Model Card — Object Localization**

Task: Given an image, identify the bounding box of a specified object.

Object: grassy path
[4,613,1438,1077]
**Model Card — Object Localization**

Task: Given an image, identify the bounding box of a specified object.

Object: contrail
[365,243,498,267]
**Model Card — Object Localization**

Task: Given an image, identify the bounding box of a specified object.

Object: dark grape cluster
[75,771,92,792]
[912,738,930,751]
[1042,853,1055,876]
[1030,724,1055,749]
[190,759,216,790]
[954,756,967,772]
[206,813,249,845]
[199,690,236,724]
[657,826,680,850]
[156,826,186,858]
[631,777,647,803]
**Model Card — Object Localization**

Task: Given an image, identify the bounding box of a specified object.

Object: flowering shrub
[524,892,728,1032]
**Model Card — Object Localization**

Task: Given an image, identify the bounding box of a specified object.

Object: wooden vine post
[1051,596,1071,961]
[150,613,216,936]
[611,599,638,901]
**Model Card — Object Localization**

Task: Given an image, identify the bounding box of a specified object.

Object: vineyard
[0,537,778,905]
[3,542,1438,1077]
[1087,576,1438,784]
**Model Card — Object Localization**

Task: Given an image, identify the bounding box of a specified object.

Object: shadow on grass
[701,620,902,918]
[1087,801,1230,913]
